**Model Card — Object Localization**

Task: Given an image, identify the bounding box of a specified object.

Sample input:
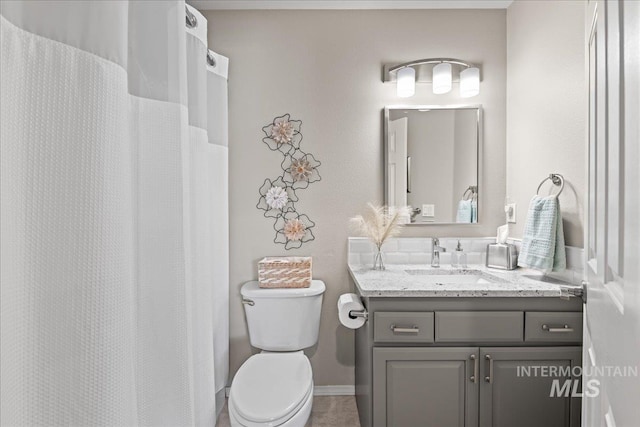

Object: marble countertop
[348,263,582,298]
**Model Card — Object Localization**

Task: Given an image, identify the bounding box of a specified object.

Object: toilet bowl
[230,280,325,427]
[228,352,313,427]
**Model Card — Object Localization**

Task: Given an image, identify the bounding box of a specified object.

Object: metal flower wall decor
[257,114,322,249]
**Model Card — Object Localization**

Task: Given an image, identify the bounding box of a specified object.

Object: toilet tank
[241,280,325,351]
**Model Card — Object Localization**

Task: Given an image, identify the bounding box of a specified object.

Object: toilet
[229,280,326,427]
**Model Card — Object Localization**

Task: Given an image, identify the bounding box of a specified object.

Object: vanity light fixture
[432,62,452,94]
[383,58,481,98]
[460,67,480,98]
[396,67,416,98]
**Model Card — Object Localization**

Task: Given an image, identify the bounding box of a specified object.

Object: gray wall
[204,9,507,386]
[506,0,586,247]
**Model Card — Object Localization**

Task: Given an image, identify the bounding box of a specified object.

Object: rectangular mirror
[384,105,482,225]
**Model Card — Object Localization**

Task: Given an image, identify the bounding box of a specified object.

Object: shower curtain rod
[185,6,216,68]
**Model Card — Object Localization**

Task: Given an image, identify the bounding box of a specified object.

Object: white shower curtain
[0,1,229,425]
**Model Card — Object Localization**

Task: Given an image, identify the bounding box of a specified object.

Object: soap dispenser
[453,240,467,268]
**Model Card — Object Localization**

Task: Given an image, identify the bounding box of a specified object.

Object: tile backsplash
[348,237,584,285]
[348,237,495,267]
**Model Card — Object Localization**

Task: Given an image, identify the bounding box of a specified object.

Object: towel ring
[462,185,477,201]
[537,173,564,197]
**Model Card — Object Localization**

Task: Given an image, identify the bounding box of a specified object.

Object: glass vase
[372,247,385,271]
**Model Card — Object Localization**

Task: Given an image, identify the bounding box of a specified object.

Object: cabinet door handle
[470,354,478,383]
[390,324,419,334]
[542,324,574,333]
[484,354,493,384]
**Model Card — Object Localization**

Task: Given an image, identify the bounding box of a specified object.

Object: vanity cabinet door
[373,347,479,427]
[479,347,582,427]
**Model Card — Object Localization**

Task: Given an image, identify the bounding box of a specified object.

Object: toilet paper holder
[349,309,368,320]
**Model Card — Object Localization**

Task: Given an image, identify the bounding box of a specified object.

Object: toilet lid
[230,352,313,425]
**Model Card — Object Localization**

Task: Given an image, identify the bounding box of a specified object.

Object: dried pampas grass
[350,204,411,250]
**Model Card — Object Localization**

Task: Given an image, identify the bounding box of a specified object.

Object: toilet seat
[229,352,313,426]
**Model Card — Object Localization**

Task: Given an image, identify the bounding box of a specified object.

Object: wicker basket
[258,256,312,288]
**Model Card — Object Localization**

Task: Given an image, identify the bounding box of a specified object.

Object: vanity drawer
[435,311,524,342]
[525,312,583,343]
[374,312,435,343]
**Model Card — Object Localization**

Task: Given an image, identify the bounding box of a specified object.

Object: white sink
[404,269,505,285]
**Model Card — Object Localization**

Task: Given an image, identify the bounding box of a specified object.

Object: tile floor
[216,396,361,427]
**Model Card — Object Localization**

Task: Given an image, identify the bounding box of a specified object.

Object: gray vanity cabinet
[354,296,583,427]
[373,347,479,427]
[372,346,581,427]
[479,347,582,427]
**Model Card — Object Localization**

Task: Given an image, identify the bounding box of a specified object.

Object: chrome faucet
[431,238,446,268]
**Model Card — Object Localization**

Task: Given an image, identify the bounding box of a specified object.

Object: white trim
[188,1,513,11]
[313,385,355,396]
[225,385,355,397]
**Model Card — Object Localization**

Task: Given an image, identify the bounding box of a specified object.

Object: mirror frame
[383,104,483,226]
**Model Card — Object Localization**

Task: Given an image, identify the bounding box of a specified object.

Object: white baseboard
[225,385,355,397]
[313,385,355,396]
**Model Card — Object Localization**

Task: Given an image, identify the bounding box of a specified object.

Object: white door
[583,1,640,426]
[387,117,408,206]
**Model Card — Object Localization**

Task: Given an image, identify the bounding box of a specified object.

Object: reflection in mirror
[385,106,481,225]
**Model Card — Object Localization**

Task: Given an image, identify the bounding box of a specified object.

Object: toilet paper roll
[338,293,366,329]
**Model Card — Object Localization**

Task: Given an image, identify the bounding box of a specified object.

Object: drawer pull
[542,324,574,333]
[390,325,420,334]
